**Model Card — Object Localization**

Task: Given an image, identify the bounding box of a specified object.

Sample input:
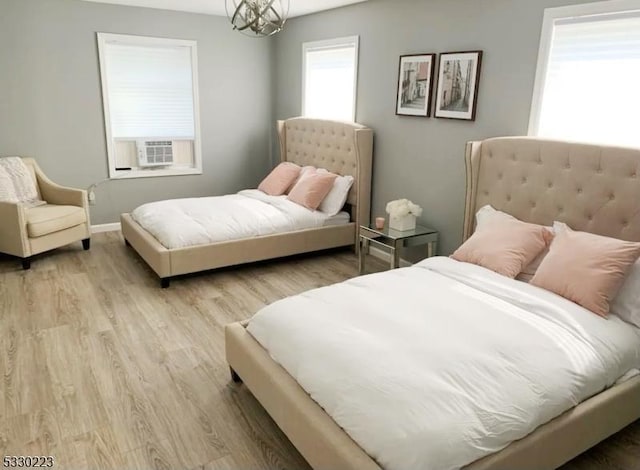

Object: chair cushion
[26,204,86,238]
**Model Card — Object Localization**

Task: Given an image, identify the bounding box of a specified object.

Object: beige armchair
[0,157,91,269]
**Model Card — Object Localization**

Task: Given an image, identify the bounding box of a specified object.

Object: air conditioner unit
[136,140,174,167]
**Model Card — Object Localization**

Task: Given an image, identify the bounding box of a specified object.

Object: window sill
[109,167,202,180]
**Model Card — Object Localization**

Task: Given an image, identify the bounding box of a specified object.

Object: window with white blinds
[97,33,202,178]
[302,37,359,122]
[530,1,640,148]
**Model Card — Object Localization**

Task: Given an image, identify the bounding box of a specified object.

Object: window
[97,33,202,179]
[530,0,640,148]
[302,36,359,122]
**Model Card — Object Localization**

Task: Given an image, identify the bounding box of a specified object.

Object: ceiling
[80,0,368,18]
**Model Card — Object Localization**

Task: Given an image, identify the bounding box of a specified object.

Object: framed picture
[434,50,483,121]
[396,53,436,117]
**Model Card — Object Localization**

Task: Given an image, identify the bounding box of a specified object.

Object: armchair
[0,158,91,269]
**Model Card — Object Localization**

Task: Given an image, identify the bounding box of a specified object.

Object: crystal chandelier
[225,0,290,38]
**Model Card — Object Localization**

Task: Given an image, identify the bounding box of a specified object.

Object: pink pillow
[288,165,317,192]
[451,218,552,278]
[258,162,301,196]
[287,172,337,210]
[475,205,553,281]
[531,222,640,317]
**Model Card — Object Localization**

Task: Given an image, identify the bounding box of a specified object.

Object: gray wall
[0,0,274,225]
[1,0,602,247]
[273,0,600,254]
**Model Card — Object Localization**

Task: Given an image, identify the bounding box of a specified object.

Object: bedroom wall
[272,0,602,255]
[0,0,274,225]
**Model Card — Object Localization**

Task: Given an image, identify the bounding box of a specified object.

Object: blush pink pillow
[288,165,317,192]
[451,218,552,278]
[287,172,337,210]
[530,222,640,317]
[258,162,301,196]
[475,205,553,281]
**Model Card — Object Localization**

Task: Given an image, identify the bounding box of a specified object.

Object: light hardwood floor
[0,232,638,469]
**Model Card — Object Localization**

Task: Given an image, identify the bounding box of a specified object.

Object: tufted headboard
[463,137,640,242]
[277,117,374,232]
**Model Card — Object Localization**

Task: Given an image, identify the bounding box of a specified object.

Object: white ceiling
[81,0,368,18]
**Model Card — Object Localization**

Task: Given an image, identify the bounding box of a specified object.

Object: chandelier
[225,0,290,38]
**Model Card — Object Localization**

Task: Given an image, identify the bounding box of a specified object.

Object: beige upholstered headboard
[463,137,640,242]
[277,117,374,231]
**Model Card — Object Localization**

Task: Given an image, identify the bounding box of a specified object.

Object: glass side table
[359,223,439,274]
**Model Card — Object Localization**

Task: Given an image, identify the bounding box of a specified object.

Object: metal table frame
[359,224,439,274]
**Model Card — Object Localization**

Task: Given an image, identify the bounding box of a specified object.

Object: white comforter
[247,257,640,470]
[131,190,335,249]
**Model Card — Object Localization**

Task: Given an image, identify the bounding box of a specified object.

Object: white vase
[389,214,416,231]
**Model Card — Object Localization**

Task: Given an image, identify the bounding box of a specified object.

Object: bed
[225,136,640,470]
[120,118,373,287]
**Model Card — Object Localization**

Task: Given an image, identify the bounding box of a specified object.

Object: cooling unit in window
[136,140,174,167]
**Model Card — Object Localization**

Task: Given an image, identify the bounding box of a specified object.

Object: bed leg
[230,367,243,384]
[21,257,32,270]
[82,238,91,250]
[160,277,171,289]
[124,238,131,247]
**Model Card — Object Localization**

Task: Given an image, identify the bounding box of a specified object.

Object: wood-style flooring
[0,232,638,469]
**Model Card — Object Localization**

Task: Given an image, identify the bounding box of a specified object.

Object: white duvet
[247,257,640,470]
[131,190,341,249]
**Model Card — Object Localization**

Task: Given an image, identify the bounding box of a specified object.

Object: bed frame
[121,118,373,287]
[225,136,640,470]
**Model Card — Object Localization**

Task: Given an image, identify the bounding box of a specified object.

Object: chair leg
[21,257,32,270]
[82,238,91,250]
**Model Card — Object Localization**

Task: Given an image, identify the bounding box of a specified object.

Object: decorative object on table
[375,217,385,229]
[396,53,436,117]
[434,50,483,121]
[226,0,289,37]
[386,199,423,231]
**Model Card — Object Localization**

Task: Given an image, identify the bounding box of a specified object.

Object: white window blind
[104,42,196,139]
[98,33,202,179]
[303,37,359,122]
[532,6,640,148]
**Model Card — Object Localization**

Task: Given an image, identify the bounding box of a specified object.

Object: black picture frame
[434,50,483,121]
[395,53,436,117]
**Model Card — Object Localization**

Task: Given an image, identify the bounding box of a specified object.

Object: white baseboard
[368,246,412,268]
[91,222,121,234]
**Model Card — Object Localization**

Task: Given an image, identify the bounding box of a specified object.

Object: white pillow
[611,261,640,328]
[475,205,553,281]
[476,204,514,227]
[317,169,354,216]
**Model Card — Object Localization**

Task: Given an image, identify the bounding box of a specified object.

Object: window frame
[528,0,640,137]
[301,35,360,122]
[97,32,203,179]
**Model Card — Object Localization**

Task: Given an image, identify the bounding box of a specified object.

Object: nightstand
[359,223,439,274]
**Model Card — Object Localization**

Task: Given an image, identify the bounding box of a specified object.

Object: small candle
[375,217,385,229]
